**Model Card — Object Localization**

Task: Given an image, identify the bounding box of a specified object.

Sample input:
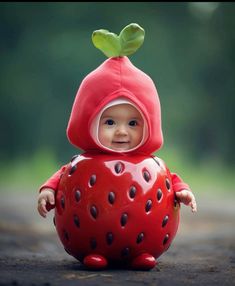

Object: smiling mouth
[112,141,130,144]
[111,141,131,151]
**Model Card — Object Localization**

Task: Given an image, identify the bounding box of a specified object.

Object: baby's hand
[38,188,55,218]
[175,190,197,213]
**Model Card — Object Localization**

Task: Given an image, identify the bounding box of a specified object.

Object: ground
[0,191,235,286]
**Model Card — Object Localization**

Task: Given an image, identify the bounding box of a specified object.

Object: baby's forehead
[101,103,142,117]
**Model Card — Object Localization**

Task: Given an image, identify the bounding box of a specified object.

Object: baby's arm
[175,189,197,212]
[171,173,197,213]
[37,165,67,218]
[38,188,55,218]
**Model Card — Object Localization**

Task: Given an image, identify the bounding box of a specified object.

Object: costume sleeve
[39,165,68,193]
[171,173,191,193]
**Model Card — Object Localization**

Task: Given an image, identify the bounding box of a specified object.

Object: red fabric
[67,56,163,155]
[171,173,191,192]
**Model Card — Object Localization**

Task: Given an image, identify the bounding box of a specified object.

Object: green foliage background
[1,2,235,194]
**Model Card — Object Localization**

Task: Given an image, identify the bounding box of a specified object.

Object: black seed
[108,192,115,204]
[64,230,69,241]
[90,205,98,219]
[166,178,171,190]
[74,215,80,228]
[129,186,136,199]
[61,196,65,209]
[145,199,152,212]
[136,232,144,244]
[53,216,56,226]
[121,247,130,256]
[75,190,81,202]
[157,189,163,201]
[143,170,150,182]
[90,238,97,249]
[106,232,114,245]
[89,175,96,187]
[120,213,128,226]
[163,234,169,245]
[115,162,123,174]
[162,215,169,227]
[69,164,77,175]
[70,154,78,162]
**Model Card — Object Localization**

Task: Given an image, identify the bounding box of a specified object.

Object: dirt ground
[0,191,235,286]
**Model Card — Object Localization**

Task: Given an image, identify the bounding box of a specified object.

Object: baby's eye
[105,119,115,125]
[129,120,138,127]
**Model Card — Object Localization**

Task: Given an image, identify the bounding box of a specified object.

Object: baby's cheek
[99,129,112,146]
[132,129,143,146]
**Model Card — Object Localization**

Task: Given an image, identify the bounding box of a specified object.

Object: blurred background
[1,2,235,196]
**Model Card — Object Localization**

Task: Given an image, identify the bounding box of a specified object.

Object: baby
[38,100,197,218]
[37,23,197,270]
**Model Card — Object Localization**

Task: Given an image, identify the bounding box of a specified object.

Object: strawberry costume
[39,24,192,270]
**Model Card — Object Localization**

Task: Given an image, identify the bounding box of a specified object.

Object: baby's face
[98,104,144,151]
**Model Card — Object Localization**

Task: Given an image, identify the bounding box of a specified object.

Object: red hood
[67,56,163,155]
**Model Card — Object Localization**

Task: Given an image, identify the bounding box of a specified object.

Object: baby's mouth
[112,141,130,150]
[112,141,130,144]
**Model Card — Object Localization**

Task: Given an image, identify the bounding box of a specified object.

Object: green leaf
[119,23,145,56]
[92,29,121,58]
[92,23,145,58]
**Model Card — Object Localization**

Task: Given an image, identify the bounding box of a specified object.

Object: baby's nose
[116,125,128,135]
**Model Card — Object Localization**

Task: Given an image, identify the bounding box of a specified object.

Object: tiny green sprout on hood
[92,23,145,58]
